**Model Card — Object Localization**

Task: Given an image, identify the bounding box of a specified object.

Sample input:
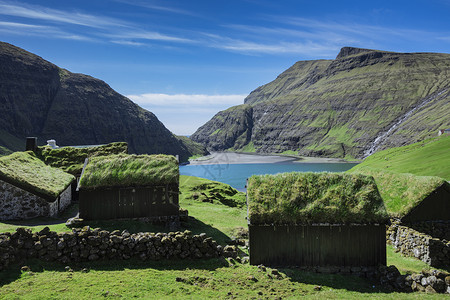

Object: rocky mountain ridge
[0,42,206,161]
[191,47,450,159]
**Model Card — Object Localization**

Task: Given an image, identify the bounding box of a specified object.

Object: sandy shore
[188,152,357,165]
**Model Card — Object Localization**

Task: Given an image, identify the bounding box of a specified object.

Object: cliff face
[191,47,450,159]
[0,42,205,161]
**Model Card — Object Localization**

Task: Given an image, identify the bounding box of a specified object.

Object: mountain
[191,47,450,159]
[0,42,206,162]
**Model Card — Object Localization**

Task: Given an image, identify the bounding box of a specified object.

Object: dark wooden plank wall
[249,224,386,267]
[402,183,450,222]
[79,185,179,220]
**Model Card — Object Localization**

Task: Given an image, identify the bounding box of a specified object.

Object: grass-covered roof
[79,154,179,189]
[36,142,128,175]
[348,167,447,218]
[247,172,388,225]
[0,152,75,201]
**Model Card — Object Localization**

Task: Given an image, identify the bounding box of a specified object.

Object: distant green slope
[349,135,450,180]
[192,47,450,159]
[175,136,209,159]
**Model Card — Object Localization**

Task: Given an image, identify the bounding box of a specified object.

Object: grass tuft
[180,175,246,208]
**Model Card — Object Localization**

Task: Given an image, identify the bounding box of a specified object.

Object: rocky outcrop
[192,104,253,151]
[0,42,201,162]
[191,47,450,159]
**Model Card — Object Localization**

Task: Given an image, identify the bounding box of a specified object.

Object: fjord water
[180,162,358,191]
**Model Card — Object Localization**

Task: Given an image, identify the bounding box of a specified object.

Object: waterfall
[363,89,448,158]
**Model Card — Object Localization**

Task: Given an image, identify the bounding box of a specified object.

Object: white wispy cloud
[0,1,194,46]
[200,32,339,56]
[104,30,194,43]
[114,0,197,16]
[127,93,246,106]
[0,2,129,29]
[0,20,95,41]
[276,16,445,45]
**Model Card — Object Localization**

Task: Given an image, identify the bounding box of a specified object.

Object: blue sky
[1,0,450,135]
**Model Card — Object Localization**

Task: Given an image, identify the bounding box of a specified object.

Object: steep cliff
[0,42,204,162]
[191,47,450,159]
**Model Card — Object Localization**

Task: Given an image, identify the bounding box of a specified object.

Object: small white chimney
[46,139,59,149]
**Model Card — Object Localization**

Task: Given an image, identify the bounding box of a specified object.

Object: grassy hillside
[0,42,197,162]
[175,136,209,159]
[192,48,450,159]
[349,135,450,180]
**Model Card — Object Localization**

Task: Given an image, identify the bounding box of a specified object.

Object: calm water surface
[180,162,358,191]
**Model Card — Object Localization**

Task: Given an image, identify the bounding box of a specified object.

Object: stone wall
[0,180,72,220]
[407,221,450,240]
[387,221,450,268]
[0,227,221,271]
[377,265,450,294]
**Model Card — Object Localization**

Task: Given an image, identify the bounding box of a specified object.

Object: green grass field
[350,135,450,180]
[0,175,446,299]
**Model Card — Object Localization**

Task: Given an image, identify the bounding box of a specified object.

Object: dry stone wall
[0,227,221,271]
[387,221,450,268]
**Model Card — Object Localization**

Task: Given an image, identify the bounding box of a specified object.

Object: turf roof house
[35,141,129,176]
[246,172,389,268]
[0,152,75,220]
[359,169,450,268]
[78,154,180,220]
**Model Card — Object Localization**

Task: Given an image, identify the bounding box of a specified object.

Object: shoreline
[186,152,360,166]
